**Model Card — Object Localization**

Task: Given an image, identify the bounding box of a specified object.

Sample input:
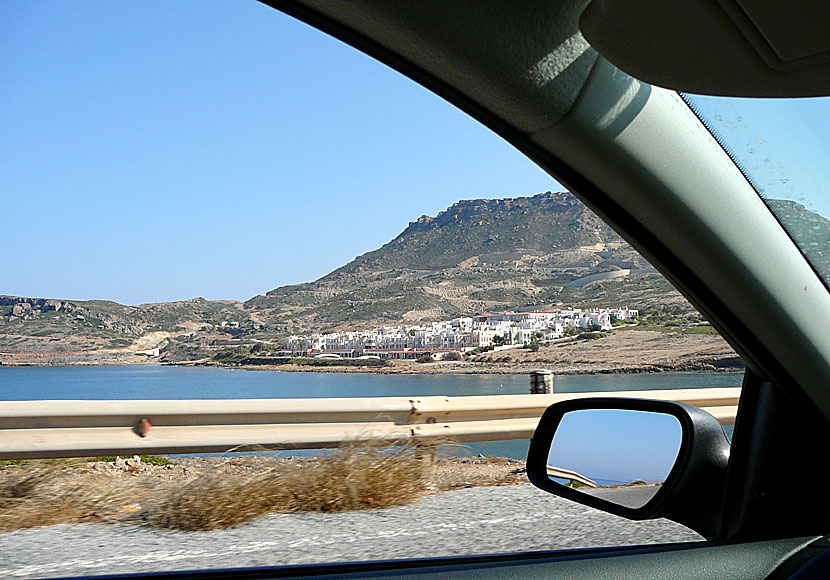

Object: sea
[0,366,741,459]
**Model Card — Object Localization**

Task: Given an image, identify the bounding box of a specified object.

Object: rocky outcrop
[3,296,77,318]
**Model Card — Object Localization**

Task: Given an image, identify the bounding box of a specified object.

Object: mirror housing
[527,398,730,539]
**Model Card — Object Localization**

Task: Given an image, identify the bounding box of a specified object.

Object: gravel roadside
[0,484,702,579]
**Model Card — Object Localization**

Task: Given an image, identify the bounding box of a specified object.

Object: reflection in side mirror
[546,409,683,509]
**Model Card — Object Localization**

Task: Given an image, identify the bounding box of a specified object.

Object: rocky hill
[766,199,830,280]
[245,191,687,331]
[0,295,252,363]
[5,191,825,364]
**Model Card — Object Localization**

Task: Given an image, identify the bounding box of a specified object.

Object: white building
[284,305,633,354]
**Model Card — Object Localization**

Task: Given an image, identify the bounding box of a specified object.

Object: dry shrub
[0,464,53,507]
[0,461,137,532]
[145,444,427,531]
[144,468,290,531]
[0,446,525,534]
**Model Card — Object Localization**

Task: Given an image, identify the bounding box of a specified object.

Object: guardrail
[0,388,740,460]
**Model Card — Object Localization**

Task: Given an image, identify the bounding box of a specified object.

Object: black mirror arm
[661,404,731,540]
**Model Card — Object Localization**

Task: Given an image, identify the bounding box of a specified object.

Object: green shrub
[88,455,173,466]
[683,325,719,335]
[212,348,250,364]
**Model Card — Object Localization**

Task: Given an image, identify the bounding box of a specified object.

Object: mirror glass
[546,409,683,509]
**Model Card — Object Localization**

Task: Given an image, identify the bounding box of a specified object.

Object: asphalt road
[0,484,702,579]
[586,485,661,508]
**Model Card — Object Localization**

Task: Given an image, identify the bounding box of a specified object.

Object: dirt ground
[41,454,526,492]
[485,328,741,373]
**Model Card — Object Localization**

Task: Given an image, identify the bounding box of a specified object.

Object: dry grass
[145,445,427,531]
[0,446,526,534]
[0,461,138,532]
[0,445,432,533]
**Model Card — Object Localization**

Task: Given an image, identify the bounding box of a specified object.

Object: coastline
[1,329,743,376]
[189,357,744,376]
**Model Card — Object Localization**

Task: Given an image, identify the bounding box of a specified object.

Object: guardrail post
[530,369,554,394]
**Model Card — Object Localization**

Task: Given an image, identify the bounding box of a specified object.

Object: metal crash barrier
[0,388,740,459]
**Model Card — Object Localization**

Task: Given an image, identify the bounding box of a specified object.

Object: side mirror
[527,398,730,539]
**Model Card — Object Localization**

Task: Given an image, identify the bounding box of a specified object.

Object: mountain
[244,191,687,331]
[0,295,250,362]
[333,192,617,271]
[6,192,825,363]
[766,199,830,280]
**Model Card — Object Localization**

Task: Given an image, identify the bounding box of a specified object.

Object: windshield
[682,95,830,285]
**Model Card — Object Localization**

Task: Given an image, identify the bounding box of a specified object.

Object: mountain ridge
[245,191,682,330]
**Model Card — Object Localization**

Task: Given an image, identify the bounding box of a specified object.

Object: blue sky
[1,1,558,305]
[4,4,828,306]
[547,409,683,483]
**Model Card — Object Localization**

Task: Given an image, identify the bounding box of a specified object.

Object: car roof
[266,1,830,421]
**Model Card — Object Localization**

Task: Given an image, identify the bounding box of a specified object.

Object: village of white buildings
[282,307,639,360]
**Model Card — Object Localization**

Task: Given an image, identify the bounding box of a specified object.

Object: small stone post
[530,369,554,394]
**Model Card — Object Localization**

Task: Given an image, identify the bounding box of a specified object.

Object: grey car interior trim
[579,0,830,96]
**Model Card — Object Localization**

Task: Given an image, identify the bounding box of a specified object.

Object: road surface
[0,484,701,579]
[587,485,661,508]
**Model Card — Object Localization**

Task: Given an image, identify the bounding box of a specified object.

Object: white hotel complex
[283,307,638,359]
